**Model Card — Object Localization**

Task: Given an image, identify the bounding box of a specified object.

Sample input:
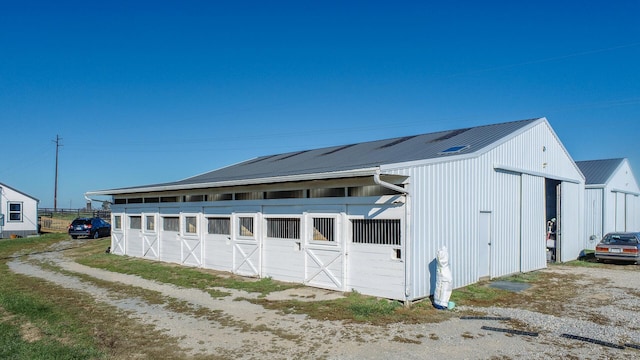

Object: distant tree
[101,201,111,211]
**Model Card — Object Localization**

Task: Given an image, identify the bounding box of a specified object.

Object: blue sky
[1,1,639,209]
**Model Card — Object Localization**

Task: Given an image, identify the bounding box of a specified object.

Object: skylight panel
[438,145,470,155]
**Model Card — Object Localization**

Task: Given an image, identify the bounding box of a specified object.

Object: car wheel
[71,235,78,239]
[93,231,100,239]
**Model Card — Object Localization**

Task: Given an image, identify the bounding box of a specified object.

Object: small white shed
[576,158,640,248]
[0,182,39,238]
[88,117,585,302]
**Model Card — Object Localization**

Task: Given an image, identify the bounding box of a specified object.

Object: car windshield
[602,234,639,245]
[72,219,91,226]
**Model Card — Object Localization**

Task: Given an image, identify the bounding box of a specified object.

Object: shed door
[478,212,491,278]
[305,214,345,291]
[233,214,261,277]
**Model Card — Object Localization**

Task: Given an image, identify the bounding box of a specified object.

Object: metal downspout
[373,170,408,195]
[374,170,412,304]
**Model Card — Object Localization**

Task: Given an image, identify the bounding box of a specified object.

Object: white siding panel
[262,237,305,283]
[615,192,626,231]
[160,231,181,264]
[491,170,521,278]
[203,236,233,272]
[520,174,546,272]
[560,182,584,262]
[628,195,640,231]
[347,244,404,299]
[584,189,604,249]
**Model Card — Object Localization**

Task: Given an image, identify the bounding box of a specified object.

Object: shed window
[129,216,142,229]
[351,219,401,245]
[238,217,254,237]
[127,198,143,204]
[313,218,335,242]
[114,216,122,229]
[207,217,230,235]
[146,216,155,231]
[185,216,197,233]
[163,217,179,231]
[160,196,179,203]
[8,202,22,222]
[267,218,300,239]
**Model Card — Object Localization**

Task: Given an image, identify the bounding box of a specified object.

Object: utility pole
[53,135,62,211]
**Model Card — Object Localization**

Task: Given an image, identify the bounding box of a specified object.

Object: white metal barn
[576,158,640,249]
[0,182,39,238]
[87,117,585,302]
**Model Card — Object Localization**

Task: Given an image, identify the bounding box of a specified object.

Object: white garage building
[576,158,640,249]
[87,117,585,302]
[0,182,39,238]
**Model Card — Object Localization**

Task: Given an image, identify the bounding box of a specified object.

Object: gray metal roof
[575,158,625,185]
[90,118,542,194]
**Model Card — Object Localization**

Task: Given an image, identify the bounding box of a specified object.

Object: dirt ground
[8,241,640,359]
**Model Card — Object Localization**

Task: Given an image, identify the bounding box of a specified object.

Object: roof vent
[438,145,470,155]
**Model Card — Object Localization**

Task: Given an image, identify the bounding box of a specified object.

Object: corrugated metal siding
[615,192,626,231]
[520,174,546,272]
[584,189,604,249]
[629,195,640,231]
[387,121,584,300]
[560,182,584,262]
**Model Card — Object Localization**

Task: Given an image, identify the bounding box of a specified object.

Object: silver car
[595,232,640,264]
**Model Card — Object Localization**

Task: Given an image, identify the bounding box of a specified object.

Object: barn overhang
[86,167,411,197]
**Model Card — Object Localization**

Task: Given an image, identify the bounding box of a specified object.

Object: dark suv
[68,217,111,239]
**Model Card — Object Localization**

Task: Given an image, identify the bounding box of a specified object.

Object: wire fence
[38,209,111,233]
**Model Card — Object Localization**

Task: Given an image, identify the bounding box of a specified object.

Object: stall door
[304,214,345,291]
[203,215,233,272]
[125,214,143,257]
[233,214,261,277]
[142,214,159,260]
[181,214,202,267]
[111,214,126,255]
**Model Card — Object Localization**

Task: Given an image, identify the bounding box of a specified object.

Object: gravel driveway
[8,240,640,359]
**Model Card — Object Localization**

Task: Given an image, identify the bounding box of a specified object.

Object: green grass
[70,238,301,297]
[0,234,192,359]
[0,234,105,359]
[0,233,69,259]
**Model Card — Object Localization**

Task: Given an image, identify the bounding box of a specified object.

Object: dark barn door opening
[545,179,561,262]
